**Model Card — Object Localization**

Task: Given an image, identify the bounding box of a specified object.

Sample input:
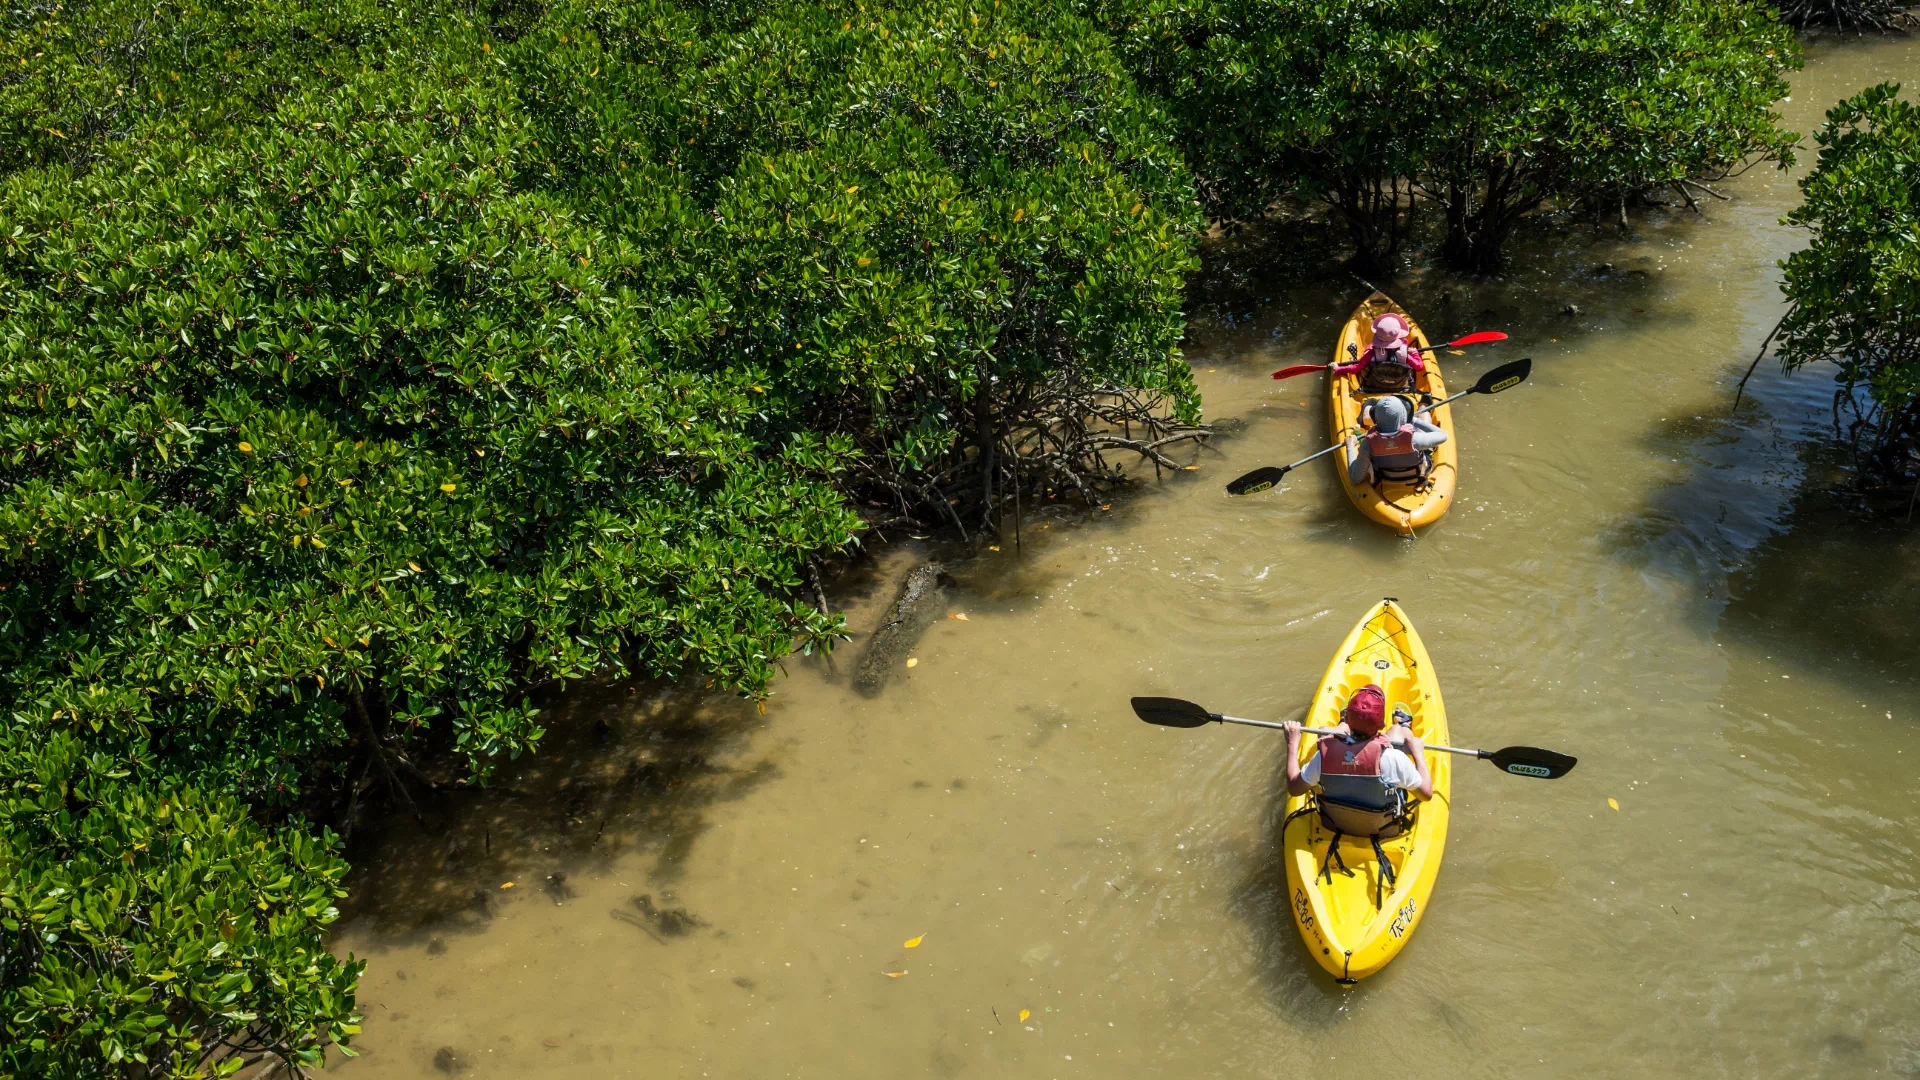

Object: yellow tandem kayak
[1330,293,1457,533]
[1283,597,1451,983]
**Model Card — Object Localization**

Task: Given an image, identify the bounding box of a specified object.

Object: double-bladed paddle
[1270,331,1510,380]
[1130,695,1577,779]
[1224,357,1533,497]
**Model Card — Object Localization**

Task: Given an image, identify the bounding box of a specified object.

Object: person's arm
[1284,722,1315,797]
[1411,421,1449,450]
[1330,346,1374,378]
[1400,734,1434,800]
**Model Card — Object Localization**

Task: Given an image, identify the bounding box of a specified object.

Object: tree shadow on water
[336,679,779,946]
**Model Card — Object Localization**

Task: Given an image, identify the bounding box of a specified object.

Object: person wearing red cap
[1283,683,1433,833]
[1330,313,1427,394]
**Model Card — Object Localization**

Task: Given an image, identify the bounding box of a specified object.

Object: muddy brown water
[332,38,1920,1079]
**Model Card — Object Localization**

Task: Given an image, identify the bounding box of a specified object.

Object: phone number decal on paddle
[1388,898,1419,939]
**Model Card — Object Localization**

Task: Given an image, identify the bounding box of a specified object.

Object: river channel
[331,36,1920,1079]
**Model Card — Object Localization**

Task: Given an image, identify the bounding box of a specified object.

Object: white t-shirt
[1301,743,1422,790]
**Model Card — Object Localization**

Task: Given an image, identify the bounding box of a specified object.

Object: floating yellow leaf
[883,970,907,978]
[408,561,422,572]
[905,657,918,668]
[903,935,924,948]
[949,613,968,621]
[1018,1009,1030,1022]
[1183,465,1199,471]
[988,545,1001,551]
[440,483,457,492]
[1608,798,1620,811]
[501,881,515,889]
[237,441,254,453]
[1099,504,1111,511]
[1448,349,1465,356]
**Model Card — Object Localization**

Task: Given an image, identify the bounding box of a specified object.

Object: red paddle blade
[1270,363,1329,380]
[1442,331,1508,348]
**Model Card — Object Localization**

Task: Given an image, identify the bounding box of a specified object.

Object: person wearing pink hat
[1330,312,1426,393]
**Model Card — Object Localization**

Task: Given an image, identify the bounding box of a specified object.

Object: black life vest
[1359,345,1417,392]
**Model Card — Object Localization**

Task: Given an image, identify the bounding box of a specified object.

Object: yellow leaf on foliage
[1013,208,1025,222]
[1129,202,1143,216]
[904,935,924,948]
[315,674,325,688]
[291,534,303,547]
[949,613,968,621]
[1608,798,1620,811]
[501,881,515,889]
[295,474,308,487]
[1018,1009,1030,1022]
[440,483,457,492]
[408,561,422,572]
[857,257,872,267]
[905,657,918,668]
[884,970,907,978]
[309,536,326,549]
[357,636,370,647]
[338,478,353,486]
[322,636,335,646]
[237,441,254,453]
[757,701,766,715]
[846,185,859,194]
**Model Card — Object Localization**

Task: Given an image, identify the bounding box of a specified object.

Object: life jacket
[1363,418,1428,485]
[1316,732,1408,838]
[1359,345,1417,392]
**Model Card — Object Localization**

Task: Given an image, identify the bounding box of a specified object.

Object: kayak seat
[1316,774,1410,839]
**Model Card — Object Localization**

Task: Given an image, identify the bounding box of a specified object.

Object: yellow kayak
[1283,597,1451,983]
[1329,293,1457,533]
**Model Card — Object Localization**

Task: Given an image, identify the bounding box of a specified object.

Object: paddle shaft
[1211,712,1487,760]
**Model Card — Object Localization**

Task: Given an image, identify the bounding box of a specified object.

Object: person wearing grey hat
[1347,394,1448,488]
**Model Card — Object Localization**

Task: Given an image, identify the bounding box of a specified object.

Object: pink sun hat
[1371,313,1411,350]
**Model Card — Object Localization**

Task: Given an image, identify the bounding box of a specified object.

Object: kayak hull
[1329,293,1457,533]
[1282,598,1452,983]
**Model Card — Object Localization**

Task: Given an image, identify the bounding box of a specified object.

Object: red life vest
[1319,732,1392,778]
[1364,425,1427,483]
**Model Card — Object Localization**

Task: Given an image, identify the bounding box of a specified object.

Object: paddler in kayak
[1331,313,1425,393]
[1345,395,1448,489]
[1282,684,1433,837]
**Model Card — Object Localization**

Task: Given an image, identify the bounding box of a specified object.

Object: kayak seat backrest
[1317,773,1407,838]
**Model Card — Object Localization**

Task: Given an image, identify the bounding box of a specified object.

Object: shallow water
[331,37,1920,1079]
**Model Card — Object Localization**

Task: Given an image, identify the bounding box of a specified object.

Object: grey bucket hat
[1371,395,1410,435]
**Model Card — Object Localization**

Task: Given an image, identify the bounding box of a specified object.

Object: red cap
[1344,684,1386,736]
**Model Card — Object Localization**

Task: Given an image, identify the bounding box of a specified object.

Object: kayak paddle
[1130,695,1577,779]
[1225,357,1532,497]
[1271,331,1509,380]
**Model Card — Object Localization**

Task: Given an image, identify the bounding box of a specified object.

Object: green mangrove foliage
[1774,83,1920,483]
[1091,0,1800,273]
[0,0,476,176]
[509,0,1208,533]
[0,730,360,1080]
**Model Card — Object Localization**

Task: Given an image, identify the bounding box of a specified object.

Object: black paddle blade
[1131,696,1218,728]
[1225,466,1290,496]
[1471,357,1532,396]
[1486,745,1577,779]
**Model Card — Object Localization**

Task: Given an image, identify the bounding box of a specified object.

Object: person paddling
[1346,394,1448,489]
[1283,683,1434,905]
[1332,313,1426,393]
[1284,684,1433,809]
